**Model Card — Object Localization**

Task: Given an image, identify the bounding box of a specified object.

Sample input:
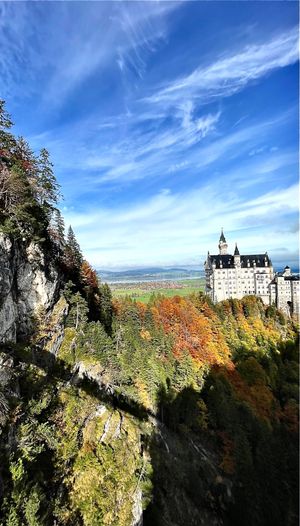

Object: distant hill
[97,267,204,282]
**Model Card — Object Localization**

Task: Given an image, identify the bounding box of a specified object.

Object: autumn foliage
[151,295,231,366]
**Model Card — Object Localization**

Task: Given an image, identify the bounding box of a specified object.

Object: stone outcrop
[0,234,61,343]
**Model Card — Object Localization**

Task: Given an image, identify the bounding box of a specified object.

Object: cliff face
[0,234,61,343]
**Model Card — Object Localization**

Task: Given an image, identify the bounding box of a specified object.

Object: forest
[0,100,299,526]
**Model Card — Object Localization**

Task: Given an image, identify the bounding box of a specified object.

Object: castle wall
[206,266,273,304]
[204,233,299,314]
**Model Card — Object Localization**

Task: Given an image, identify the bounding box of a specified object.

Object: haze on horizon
[1,1,299,270]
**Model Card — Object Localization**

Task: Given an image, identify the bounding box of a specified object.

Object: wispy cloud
[110,26,298,190]
[63,177,299,268]
[145,28,298,107]
[69,109,295,187]
[0,1,179,108]
[43,108,221,185]
[0,3,40,100]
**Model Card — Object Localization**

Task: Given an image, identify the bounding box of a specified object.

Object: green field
[110,278,205,303]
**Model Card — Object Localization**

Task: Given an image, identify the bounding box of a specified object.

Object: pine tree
[64,226,83,270]
[1,165,47,239]
[0,99,15,152]
[13,137,36,168]
[0,101,61,242]
[36,148,61,209]
[0,100,12,129]
[99,283,113,334]
[66,291,89,330]
[54,209,65,244]
[0,101,16,210]
[11,137,40,200]
[49,208,65,250]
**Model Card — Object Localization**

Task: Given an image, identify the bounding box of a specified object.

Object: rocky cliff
[0,234,62,343]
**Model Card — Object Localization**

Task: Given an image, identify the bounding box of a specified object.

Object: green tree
[64,225,83,270]
[0,99,15,151]
[36,148,61,209]
[99,283,113,334]
[49,208,65,251]
[1,165,48,240]
[66,291,89,330]
[23,486,43,526]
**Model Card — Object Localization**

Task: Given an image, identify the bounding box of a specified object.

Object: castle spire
[218,228,228,255]
[219,227,226,243]
[234,242,241,267]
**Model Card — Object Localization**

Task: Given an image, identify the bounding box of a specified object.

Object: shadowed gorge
[0,295,298,525]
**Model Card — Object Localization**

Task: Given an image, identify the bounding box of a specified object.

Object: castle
[204,230,299,316]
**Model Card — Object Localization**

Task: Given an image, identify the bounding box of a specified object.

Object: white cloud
[63,180,299,268]
[77,110,221,183]
[29,108,295,200]
[145,28,298,107]
[0,2,179,107]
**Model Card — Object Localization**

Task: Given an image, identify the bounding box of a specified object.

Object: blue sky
[1,1,298,269]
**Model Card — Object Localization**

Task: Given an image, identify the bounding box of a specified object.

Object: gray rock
[132,487,143,526]
[0,234,62,343]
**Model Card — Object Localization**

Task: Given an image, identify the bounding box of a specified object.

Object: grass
[110,279,205,303]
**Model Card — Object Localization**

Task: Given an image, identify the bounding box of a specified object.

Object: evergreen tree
[0,99,13,130]
[13,137,36,167]
[80,260,102,321]
[12,137,39,198]
[54,209,65,244]
[0,99,15,152]
[0,101,15,211]
[1,165,48,240]
[36,148,61,208]
[66,291,89,330]
[49,209,65,251]
[0,100,61,244]
[99,283,113,334]
[64,226,83,271]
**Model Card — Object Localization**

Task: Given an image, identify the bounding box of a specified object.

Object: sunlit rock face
[0,234,61,342]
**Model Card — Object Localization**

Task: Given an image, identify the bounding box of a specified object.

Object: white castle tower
[218,228,228,255]
[204,230,274,304]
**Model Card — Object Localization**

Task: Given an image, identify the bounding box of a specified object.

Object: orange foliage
[112,298,122,317]
[136,301,147,320]
[81,261,99,290]
[151,296,232,367]
[140,329,151,341]
[226,367,276,423]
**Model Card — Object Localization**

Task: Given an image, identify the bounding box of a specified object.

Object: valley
[108,277,206,302]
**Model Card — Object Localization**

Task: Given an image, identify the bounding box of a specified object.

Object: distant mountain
[97,267,204,282]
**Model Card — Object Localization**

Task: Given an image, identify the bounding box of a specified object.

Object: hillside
[0,101,299,526]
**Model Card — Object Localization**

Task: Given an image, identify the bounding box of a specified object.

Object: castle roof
[234,243,240,256]
[208,253,272,269]
[219,229,226,243]
[277,273,299,281]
